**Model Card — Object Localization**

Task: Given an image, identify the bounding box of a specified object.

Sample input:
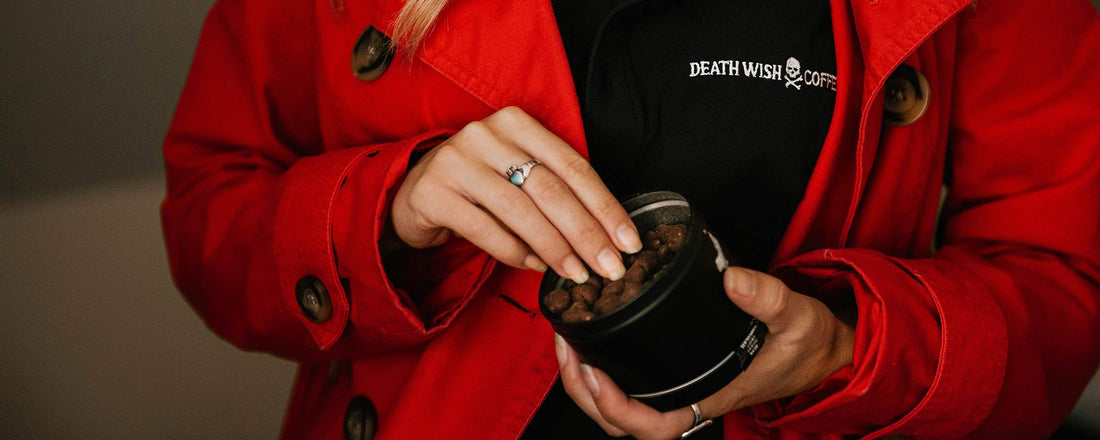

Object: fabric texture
[161,0,1100,438]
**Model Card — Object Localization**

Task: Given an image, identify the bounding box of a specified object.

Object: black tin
[539,191,765,411]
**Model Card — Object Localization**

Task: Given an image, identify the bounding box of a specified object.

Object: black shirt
[523,0,837,437]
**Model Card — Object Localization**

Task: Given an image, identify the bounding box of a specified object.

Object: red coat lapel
[379,0,588,158]
[777,0,973,263]
[835,0,973,249]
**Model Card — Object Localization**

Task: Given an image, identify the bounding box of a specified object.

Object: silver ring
[505,160,540,186]
[680,403,713,438]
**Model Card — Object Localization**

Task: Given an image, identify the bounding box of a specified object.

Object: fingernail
[562,255,589,284]
[554,333,568,367]
[580,364,600,397]
[617,222,642,254]
[524,254,548,272]
[725,268,753,297]
[598,247,625,281]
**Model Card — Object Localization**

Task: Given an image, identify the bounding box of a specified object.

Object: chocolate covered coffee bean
[543,288,572,314]
[543,222,686,321]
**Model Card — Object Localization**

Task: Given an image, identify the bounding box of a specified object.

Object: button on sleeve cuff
[274,130,455,350]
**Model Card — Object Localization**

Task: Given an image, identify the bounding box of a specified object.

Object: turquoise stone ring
[506,160,540,187]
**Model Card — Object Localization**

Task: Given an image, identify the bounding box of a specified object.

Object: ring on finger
[506,160,541,186]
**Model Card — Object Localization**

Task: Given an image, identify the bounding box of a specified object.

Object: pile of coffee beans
[543,224,688,323]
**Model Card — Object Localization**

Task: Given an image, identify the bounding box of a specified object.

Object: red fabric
[162,0,1100,438]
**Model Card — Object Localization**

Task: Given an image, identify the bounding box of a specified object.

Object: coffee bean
[621,281,643,301]
[602,279,624,297]
[543,288,572,314]
[644,230,662,251]
[594,294,622,315]
[622,252,637,268]
[624,264,647,283]
[572,284,599,307]
[657,224,687,251]
[561,303,595,323]
[635,250,660,272]
[658,244,674,263]
[543,223,686,321]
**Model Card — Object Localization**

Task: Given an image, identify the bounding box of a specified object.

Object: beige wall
[0,178,295,438]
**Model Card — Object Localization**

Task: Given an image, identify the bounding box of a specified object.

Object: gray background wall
[0,0,296,438]
[0,1,1098,438]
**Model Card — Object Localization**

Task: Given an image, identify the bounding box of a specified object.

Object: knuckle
[459,120,492,139]
[563,155,596,178]
[791,297,829,337]
[430,143,464,165]
[411,209,437,233]
[760,277,790,319]
[499,195,538,225]
[594,198,628,223]
[573,221,607,249]
[494,106,528,124]
[464,226,494,245]
[528,172,570,200]
[406,180,432,205]
[457,214,492,242]
[540,241,575,264]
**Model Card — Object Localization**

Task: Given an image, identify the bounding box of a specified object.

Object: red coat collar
[372,0,586,156]
[375,0,972,262]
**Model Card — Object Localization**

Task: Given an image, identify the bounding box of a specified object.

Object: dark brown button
[351,26,393,82]
[344,395,378,440]
[883,64,930,127]
[295,276,332,323]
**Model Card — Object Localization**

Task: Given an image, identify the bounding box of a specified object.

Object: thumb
[723,267,800,332]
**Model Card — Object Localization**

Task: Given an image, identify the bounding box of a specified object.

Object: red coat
[162,0,1100,438]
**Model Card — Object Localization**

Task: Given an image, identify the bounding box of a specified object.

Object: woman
[161,0,1100,438]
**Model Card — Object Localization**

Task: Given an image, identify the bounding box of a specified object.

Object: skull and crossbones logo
[785,57,802,90]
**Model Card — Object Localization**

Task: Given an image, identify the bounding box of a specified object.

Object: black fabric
[551,0,636,100]
[523,0,836,437]
[583,0,837,270]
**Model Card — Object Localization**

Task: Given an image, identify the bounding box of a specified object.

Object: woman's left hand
[556,266,855,439]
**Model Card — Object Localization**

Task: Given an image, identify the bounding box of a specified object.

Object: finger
[476,205,548,272]
[424,193,535,270]
[723,266,809,333]
[444,127,611,282]
[518,165,627,281]
[580,364,695,440]
[556,335,628,437]
[456,162,593,283]
[465,134,626,281]
[485,107,642,254]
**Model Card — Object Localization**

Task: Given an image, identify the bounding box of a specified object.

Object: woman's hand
[557,267,855,439]
[390,106,642,282]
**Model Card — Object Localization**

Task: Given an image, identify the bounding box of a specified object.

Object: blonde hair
[392,0,450,55]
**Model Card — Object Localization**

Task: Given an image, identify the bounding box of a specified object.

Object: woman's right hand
[390,106,642,283]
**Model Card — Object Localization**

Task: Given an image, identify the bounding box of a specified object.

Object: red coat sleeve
[161,0,493,361]
[757,1,1100,438]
